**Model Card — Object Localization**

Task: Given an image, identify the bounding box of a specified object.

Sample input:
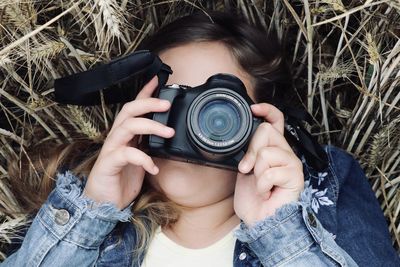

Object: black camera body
[146,73,262,171]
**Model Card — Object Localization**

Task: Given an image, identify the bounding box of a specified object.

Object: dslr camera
[146,73,262,170]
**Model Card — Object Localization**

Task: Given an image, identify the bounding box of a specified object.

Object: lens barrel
[187,88,253,159]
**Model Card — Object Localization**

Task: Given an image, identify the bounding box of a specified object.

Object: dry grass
[0,0,399,257]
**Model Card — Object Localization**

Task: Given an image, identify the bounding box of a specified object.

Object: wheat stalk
[94,0,122,38]
[0,2,80,57]
[67,106,101,140]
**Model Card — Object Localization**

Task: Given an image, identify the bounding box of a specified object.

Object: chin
[147,158,237,207]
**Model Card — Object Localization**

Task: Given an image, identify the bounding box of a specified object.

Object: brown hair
[5,10,292,261]
[138,11,293,108]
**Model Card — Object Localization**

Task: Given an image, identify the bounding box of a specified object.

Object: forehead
[158,42,255,100]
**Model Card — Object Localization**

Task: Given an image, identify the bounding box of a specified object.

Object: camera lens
[198,100,240,142]
[187,88,253,158]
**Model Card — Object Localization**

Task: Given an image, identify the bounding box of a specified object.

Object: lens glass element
[198,99,241,142]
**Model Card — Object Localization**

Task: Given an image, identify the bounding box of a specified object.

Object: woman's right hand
[82,76,175,210]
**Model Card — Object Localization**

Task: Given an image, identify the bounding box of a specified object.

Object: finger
[105,146,159,175]
[251,103,284,134]
[136,76,159,99]
[253,146,302,178]
[235,172,258,201]
[238,122,293,174]
[104,117,174,153]
[111,98,171,131]
[256,166,304,195]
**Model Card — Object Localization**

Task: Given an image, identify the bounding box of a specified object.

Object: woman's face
[146,41,256,208]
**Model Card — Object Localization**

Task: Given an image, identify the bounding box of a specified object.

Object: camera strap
[53,50,328,171]
[54,50,172,106]
[282,106,329,171]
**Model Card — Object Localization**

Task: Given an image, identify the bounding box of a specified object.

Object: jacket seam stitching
[326,146,340,202]
[247,210,302,244]
[265,232,313,264]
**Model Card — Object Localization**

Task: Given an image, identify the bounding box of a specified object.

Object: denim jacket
[2,145,397,266]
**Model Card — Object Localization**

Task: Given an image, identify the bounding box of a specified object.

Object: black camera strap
[282,106,329,171]
[54,50,172,106]
[53,50,328,171]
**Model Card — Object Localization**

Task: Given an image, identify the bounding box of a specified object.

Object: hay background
[0,0,399,259]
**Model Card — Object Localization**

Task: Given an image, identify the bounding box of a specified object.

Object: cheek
[146,159,237,207]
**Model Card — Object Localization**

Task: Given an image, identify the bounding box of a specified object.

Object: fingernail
[152,166,159,174]
[239,159,249,173]
[166,127,174,135]
[161,100,170,106]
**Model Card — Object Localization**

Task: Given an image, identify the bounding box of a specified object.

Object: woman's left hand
[234,103,304,227]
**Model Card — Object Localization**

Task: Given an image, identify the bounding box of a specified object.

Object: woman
[2,11,399,267]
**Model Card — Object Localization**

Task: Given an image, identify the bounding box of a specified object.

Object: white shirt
[140,225,239,267]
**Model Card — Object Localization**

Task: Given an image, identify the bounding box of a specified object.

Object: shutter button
[54,209,70,225]
[307,211,317,228]
[239,252,247,260]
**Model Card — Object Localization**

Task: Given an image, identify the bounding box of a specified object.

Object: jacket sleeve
[234,186,359,267]
[0,170,133,267]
